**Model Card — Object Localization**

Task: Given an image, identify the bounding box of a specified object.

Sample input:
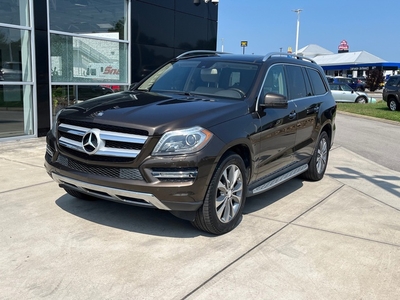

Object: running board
[251,164,308,195]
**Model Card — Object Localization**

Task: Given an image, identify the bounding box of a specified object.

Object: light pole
[293,9,302,54]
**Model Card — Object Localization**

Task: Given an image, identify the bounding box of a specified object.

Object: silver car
[329,83,369,103]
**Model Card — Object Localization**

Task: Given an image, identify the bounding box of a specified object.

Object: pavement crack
[291,223,400,248]
[0,181,54,195]
[182,184,344,299]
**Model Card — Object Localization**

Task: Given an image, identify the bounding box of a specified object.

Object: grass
[336,101,400,123]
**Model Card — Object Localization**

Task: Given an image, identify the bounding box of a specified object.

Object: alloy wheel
[316,137,328,174]
[215,164,243,223]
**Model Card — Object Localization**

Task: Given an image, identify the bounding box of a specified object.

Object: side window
[261,64,287,99]
[307,68,328,95]
[285,65,308,100]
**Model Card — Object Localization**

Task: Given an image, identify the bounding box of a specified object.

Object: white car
[329,83,369,103]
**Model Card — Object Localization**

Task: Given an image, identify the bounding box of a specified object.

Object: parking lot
[1,131,399,299]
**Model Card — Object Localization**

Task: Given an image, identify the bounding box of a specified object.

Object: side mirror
[260,92,288,108]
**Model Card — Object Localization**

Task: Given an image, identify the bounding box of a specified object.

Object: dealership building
[0,0,218,140]
[297,42,400,78]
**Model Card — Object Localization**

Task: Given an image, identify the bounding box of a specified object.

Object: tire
[387,98,399,111]
[355,96,366,104]
[302,131,330,181]
[191,152,247,235]
[64,187,96,201]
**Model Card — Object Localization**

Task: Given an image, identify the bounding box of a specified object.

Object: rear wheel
[192,152,247,235]
[302,131,330,181]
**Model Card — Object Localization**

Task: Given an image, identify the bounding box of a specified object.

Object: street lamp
[293,9,302,54]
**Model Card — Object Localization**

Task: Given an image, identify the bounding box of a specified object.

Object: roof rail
[262,52,316,64]
[176,50,228,59]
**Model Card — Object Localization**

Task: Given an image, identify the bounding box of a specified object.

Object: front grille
[57,121,149,161]
[56,154,144,180]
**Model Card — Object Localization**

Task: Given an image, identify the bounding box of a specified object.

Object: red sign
[338,40,349,51]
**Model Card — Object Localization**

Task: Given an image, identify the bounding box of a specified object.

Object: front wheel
[355,96,367,104]
[301,131,330,181]
[388,98,399,111]
[192,152,247,235]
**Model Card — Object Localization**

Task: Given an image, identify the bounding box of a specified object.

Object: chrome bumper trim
[52,173,170,210]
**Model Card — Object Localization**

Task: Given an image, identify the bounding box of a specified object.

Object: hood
[59,91,250,135]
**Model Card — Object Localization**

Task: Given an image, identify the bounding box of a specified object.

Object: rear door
[286,65,324,162]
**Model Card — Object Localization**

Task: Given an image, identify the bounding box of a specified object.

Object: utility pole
[293,9,302,54]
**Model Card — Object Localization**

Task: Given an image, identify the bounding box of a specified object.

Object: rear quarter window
[307,68,328,95]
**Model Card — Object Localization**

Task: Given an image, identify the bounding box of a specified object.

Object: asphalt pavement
[0,124,399,299]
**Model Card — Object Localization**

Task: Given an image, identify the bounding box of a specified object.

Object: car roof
[176,51,318,66]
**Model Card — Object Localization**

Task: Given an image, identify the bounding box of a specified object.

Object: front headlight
[152,126,213,155]
[51,109,63,136]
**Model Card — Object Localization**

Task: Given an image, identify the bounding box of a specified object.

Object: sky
[216,0,400,62]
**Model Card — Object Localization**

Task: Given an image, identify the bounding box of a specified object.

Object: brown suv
[383,75,400,111]
[45,51,337,234]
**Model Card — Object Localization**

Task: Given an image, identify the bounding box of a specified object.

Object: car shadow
[55,178,305,237]
[243,178,304,214]
[55,195,207,238]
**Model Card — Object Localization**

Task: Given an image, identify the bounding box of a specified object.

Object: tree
[366,69,384,92]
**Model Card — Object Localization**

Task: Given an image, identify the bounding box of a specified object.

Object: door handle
[289,111,297,119]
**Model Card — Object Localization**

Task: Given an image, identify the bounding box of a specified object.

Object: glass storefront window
[51,84,127,114]
[0,26,32,82]
[49,0,128,40]
[0,0,30,27]
[50,33,128,84]
[0,85,33,138]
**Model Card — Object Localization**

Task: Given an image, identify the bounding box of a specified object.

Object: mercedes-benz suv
[45,51,337,234]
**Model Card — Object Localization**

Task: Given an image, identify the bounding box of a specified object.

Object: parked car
[326,76,334,83]
[329,83,369,103]
[45,50,337,235]
[383,75,400,111]
[0,62,22,81]
[333,76,365,91]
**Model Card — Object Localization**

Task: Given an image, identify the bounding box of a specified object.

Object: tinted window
[260,64,287,99]
[307,68,327,95]
[386,76,400,86]
[286,65,307,99]
[0,0,30,26]
[50,0,128,39]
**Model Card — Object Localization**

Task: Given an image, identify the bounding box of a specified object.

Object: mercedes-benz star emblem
[82,129,102,155]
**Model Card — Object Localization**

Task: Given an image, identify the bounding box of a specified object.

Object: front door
[254,64,297,180]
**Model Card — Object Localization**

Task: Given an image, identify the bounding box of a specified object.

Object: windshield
[137,60,259,99]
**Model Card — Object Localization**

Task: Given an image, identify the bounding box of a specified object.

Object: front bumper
[45,132,224,212]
